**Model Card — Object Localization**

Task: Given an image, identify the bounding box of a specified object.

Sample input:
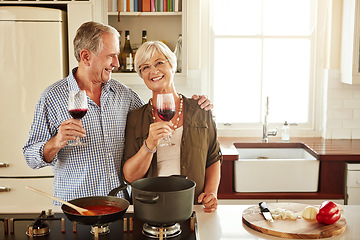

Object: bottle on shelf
[281,121,290,141]
[121,30,134,72]
[142,30,147,44]
[174,34,182,73]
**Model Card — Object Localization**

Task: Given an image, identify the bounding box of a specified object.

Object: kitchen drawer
[347,171,360,188]
[345,163,360,205]
[0,178,54,211]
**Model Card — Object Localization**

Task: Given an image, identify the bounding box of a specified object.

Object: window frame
[207,0,323,137]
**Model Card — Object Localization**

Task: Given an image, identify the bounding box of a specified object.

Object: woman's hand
[198,192,218,213]
[146,121,173,149]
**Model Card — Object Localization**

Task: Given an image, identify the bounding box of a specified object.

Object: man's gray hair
[73,21,119,62]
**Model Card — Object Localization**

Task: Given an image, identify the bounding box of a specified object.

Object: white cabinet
[345,163,360,205]
[0,178,54,208]
[105,1,187,86]
[341,0,360,84]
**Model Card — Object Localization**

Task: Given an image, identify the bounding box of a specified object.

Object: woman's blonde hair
[134,41,177,77]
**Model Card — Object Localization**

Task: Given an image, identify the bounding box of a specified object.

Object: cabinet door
[0,178,54,210]
[0,10,65,177]
[347,188,360,205]
[341,0,360,84]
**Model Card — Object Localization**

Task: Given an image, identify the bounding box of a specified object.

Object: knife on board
[259,202,274,222]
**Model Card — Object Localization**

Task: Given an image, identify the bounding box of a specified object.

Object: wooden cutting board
[242,202,346,239]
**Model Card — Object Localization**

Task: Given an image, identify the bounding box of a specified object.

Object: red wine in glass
[157,109,175,121]
[156,93,176,146]
[68,90,88,146]
[69,109,88,119]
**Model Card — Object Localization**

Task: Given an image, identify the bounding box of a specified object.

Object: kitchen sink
[233,142,320,193]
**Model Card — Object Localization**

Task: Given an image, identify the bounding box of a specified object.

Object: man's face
[89,32,120,83]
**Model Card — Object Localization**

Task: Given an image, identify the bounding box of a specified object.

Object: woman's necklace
[150,94,183,130]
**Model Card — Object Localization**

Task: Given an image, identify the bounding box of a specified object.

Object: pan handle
[170,175,188,179]
[108,183,132,203]
[135,194,159,204]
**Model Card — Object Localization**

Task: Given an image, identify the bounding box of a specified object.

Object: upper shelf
[108,12,182,16]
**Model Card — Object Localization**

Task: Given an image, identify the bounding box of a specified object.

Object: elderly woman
[122,41,222,212]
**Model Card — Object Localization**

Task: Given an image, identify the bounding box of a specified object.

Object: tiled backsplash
[324,69,360,139]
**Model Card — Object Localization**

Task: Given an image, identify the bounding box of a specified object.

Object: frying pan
[61,187,130,225]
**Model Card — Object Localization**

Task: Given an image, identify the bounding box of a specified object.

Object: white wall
[323,69,360,139]
[321,0,360,139]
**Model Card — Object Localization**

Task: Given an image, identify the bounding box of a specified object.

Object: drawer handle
[0,162,9,168]
[0,187,10,192]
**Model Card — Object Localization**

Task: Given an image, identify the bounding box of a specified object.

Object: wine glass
[156,93,176,147]
[68,90,88,146]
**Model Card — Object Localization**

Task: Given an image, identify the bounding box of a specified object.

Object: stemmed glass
[68,90,88,146]
[156,93,176,147]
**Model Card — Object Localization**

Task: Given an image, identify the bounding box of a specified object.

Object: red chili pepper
[316,201,341,225]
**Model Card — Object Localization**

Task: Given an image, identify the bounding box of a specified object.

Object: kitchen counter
[1,204,358,239]
[195,204,360,240]
[217,137,360,200]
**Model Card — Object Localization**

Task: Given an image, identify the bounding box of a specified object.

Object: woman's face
[140,51,175,93]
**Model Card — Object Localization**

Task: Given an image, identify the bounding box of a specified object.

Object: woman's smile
[151,75,164,82]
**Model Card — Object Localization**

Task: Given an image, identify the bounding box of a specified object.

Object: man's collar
[68,67,81,92]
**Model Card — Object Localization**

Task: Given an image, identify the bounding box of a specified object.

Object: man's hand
[43,119,86,163]
[192,94,213,111]
[55,119,86,148]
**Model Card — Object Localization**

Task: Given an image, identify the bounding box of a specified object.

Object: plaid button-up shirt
[23,68,144,205]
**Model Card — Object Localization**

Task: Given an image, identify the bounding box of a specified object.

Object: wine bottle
[121,30,134,72]
[174,34,182,73]
[142,30,147,44]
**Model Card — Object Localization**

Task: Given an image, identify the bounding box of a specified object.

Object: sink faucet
[262,97,277,143]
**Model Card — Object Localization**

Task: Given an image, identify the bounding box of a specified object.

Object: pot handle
[135,194,160,204]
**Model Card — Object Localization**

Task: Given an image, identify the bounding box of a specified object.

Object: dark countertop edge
[219,137,360,161]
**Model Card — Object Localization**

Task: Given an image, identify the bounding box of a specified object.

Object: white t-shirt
[157,126,183,176]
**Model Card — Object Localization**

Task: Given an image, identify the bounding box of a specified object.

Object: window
[210,0,317,132]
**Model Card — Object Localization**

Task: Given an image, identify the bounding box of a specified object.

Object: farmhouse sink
[233,142,320,193]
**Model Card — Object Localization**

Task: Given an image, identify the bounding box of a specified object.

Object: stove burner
[26,221,50,237]
[1,212,198,239]
[142,223,181,239]
[9,210,65,236]
[90,224,110,236]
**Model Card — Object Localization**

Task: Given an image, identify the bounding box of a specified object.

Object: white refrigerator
[0,6,68,207]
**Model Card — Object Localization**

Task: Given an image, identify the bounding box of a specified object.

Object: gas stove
[0,209,199,239]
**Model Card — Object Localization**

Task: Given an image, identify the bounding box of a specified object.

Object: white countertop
[1,204,359,239]
[194,204,360,240]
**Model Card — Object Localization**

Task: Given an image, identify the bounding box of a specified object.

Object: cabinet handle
[0,187,10,192]
[0,162,9,168]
